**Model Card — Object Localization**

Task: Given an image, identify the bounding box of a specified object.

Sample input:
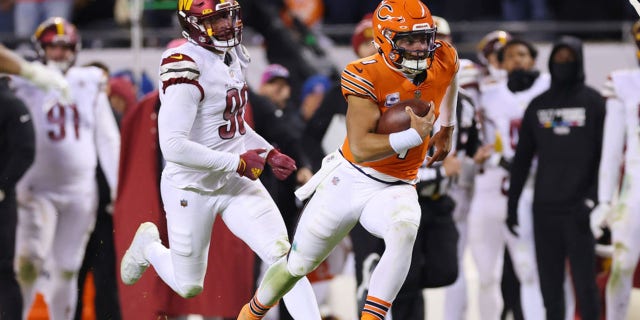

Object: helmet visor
[393,29,437,60]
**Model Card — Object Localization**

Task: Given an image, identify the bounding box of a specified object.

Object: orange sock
[238,295,272,320]
[361,295,391,320]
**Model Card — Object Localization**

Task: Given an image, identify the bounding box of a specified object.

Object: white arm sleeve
[598,98,626,203]
[242,124,273,152]
[94,91,121,199]
[438,73,458,127]
[158,84,240,172]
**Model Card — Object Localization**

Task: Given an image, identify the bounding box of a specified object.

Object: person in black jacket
[0,76,35,319]
[507,35,606,320]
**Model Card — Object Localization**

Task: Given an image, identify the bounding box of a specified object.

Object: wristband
[389,128,423,154]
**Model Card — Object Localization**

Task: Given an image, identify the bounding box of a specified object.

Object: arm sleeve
[438,73,459,127]
[158,84,240,172]
[507,106,536,219]
[0,99,35,190]
[94,91,121,198]
[598,98,625,203]
[242,124,273,152]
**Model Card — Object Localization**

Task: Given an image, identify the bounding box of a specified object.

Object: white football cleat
[121,222,160,285]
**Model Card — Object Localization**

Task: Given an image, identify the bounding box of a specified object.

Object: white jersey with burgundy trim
[479,73,550,161]
[158,41,270,192]
[599,69,640,203]
[11,65,116,192]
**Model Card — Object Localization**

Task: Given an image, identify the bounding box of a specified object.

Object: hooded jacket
[507,36,606,218]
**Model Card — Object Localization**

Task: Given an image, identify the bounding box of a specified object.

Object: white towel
[295,150,344,201]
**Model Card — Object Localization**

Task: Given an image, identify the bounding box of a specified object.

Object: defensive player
[593,20,640,320]
[238,0,458,319]
[118,1,322,318]
[12,17,120,319]
[468,38,549,320]
[430,16,495,320]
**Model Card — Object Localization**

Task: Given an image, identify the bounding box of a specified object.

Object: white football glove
[19,60,72,108]
[590,202,612,239]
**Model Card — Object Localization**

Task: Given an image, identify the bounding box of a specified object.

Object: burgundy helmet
[476,30,512,67]
[177,0,243,51]
[32,17,80,71]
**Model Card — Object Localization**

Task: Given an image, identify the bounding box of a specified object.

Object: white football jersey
[475,74,551,194]
[479,73,550,160]
[12,66,116,191]
[158,42,270,192]
[599,69,640,202]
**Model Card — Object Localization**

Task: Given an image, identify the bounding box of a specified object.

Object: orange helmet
[32,17,80,71]
[177,0,243,51]
[476,30,512,66]
[372,0,439,74]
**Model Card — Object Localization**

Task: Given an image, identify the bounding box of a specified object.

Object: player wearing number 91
[238,0,458,319]
[10,17,121,319]
[119,0,323,318]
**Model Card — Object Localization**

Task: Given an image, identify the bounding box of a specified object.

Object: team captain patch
[160,53,204,99]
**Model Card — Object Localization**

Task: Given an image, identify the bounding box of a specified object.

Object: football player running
[11,17,120,319]
[118,1,322,318]
[237,0,457,319]
[594,19,640,320]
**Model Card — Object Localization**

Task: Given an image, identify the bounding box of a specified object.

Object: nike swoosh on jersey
[169,54,183,60]
[354,66,363,73]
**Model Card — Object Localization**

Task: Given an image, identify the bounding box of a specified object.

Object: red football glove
[267,149,297,181]
[237,149,267,180]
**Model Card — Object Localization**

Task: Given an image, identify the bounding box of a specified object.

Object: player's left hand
[426,125,454,167]
[267,149,297,181]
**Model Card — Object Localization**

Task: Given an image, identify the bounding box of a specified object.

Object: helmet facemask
[383,26,438,75]
[178,1,243,52]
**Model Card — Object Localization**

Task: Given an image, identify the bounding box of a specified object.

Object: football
[376,99,432,134]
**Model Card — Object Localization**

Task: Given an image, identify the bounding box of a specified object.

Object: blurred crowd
[0,0,638,43]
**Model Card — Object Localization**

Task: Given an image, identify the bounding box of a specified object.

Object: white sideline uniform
[11,65,120,319]
[600,69,640,320]
[467,73,549,320]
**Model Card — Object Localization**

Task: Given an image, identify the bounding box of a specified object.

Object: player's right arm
[158,53,240,172]
[345,95,433,163]
[0,44,70,103]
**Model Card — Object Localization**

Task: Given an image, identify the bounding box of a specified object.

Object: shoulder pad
[159,52,201,94]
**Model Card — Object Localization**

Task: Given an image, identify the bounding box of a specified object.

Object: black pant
[0,189,23,319]
[534,211,600,320]
[74,169,121,320]
[501,249,523,320]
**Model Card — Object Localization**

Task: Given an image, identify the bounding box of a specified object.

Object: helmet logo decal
[178,0,194,11]
[202,9,213,14]
[376,3,403,22]
[56,22,64,35]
